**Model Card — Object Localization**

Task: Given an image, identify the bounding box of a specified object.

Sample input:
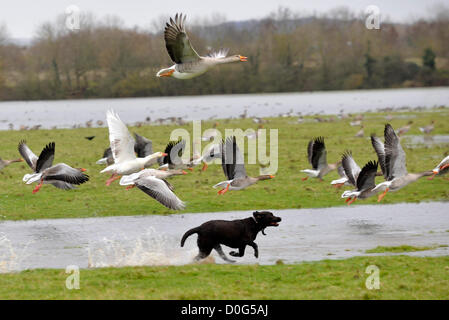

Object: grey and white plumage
[213,136,273,193]
[120,171,185,210]
[156,13,247,79]
[301,137,340,180]
[371,124,433,200]
[19,141,88,191]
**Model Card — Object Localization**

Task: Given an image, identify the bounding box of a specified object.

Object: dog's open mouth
[270,222,279,226]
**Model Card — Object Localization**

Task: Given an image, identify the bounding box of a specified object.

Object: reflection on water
[0,87,448,130]
[0,202,449,273]
[402,135,449,149]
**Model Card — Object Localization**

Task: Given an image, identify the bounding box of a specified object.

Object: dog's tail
[181,227,200,247]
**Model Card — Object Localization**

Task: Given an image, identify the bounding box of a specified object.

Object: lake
[0,87,448,130]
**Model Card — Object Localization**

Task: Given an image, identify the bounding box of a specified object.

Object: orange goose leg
[105,173,120,186]
[347,197,357,205]
[218,184,230,195]
[32,180,44,194]
[125,185,135,190]
[301,176,308,181]
[377,188,389,202]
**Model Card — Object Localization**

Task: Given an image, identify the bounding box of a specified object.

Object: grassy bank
[0,256,448,299]
[0,108,448,220]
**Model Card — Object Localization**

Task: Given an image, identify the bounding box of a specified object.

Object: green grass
[0,108,448,220]
[365,245,439,253]
[0,256,448,299]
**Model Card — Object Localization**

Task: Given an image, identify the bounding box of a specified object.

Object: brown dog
[181,211,281,263]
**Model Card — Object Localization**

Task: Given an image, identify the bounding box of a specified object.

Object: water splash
[0,233,33,273]
[87,227,198,268]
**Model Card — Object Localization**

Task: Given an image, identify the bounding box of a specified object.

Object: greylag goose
[100,110,166,186]
[428,155,449,180]
[156,13,247,79]
[0,157,23,170]
[371,124,433,201]
[397,121,413,136]
[158,139,188,170]
[340,151,379,205]
[419,121,435,134]
[331,161,359,188]
[188,142,221,171]
[96,133,159,167]
[19,141,89,193]
[213,136,273,194]
[355,125,364,138]
[119,171,185,210]
[301,137,340,181]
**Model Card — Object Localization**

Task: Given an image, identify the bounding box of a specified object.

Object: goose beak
[162,153,168,157]
[19,158,24,162]
[80,168,87,172]
[239,55,248,62]
[269,175,275,179]
[158,69,175,77]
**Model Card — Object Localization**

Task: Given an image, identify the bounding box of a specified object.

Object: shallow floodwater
[0,87,448,130]
[0,202,448,272]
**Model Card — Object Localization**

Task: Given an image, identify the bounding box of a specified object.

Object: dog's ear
[253,211,262,220]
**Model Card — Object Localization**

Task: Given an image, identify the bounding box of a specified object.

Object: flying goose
[0,157,23,170]
[100,110,166,186]
[301,137,341,181]
[213,136,273,194]
[340,151,379,205]
[419,121,435,134]
[19,141,88,193]
[188,142,221,171]
[156,13,247,79]
[428,155,449,180]
[97,132,161,167]
[158,139,188,170]
[371,124,433,201]
[330,164,352,188]
[119,171,185,210]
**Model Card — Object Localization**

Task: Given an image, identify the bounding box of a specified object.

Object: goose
[96,147,114,165]
[213,136,273,194]
[100,110,166,186]
[19,141,88,193]
[156,13,247,79]
[428,155,449,180]
[301,137,341,181]
[96,132,160,167]
[0,157,23,170]
[189,142,221,171]
[419,121,435,134]
[158,139,188,170]
[355,125,364,138]
[339,151,379,205]
[397,121,413,136]
[119,171,185,210]
[371,124,433,202]
[331,161,359,188]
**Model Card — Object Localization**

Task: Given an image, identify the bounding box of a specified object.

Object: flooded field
[1,202,448,272]
[0,87,448,130]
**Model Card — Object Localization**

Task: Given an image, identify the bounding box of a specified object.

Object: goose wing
[311,137,327,170]
[356,160,378,191]
[36,142,55,173]
[164,13,200,64]
[134,133,153,158]
[135,176,185,210]
[221,136,246,180]
[43,163,89,185]
[106,110,136,163]
[341,151,361,186]
[162,139,185,166]
[49,181,76,190]
[370,134,387,179]
[384,124,407,180]
[18,140,38,171]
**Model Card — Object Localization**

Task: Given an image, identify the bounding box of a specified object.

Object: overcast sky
[1,0,447,38]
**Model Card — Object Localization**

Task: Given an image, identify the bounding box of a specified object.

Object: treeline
[0,6,448,101]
